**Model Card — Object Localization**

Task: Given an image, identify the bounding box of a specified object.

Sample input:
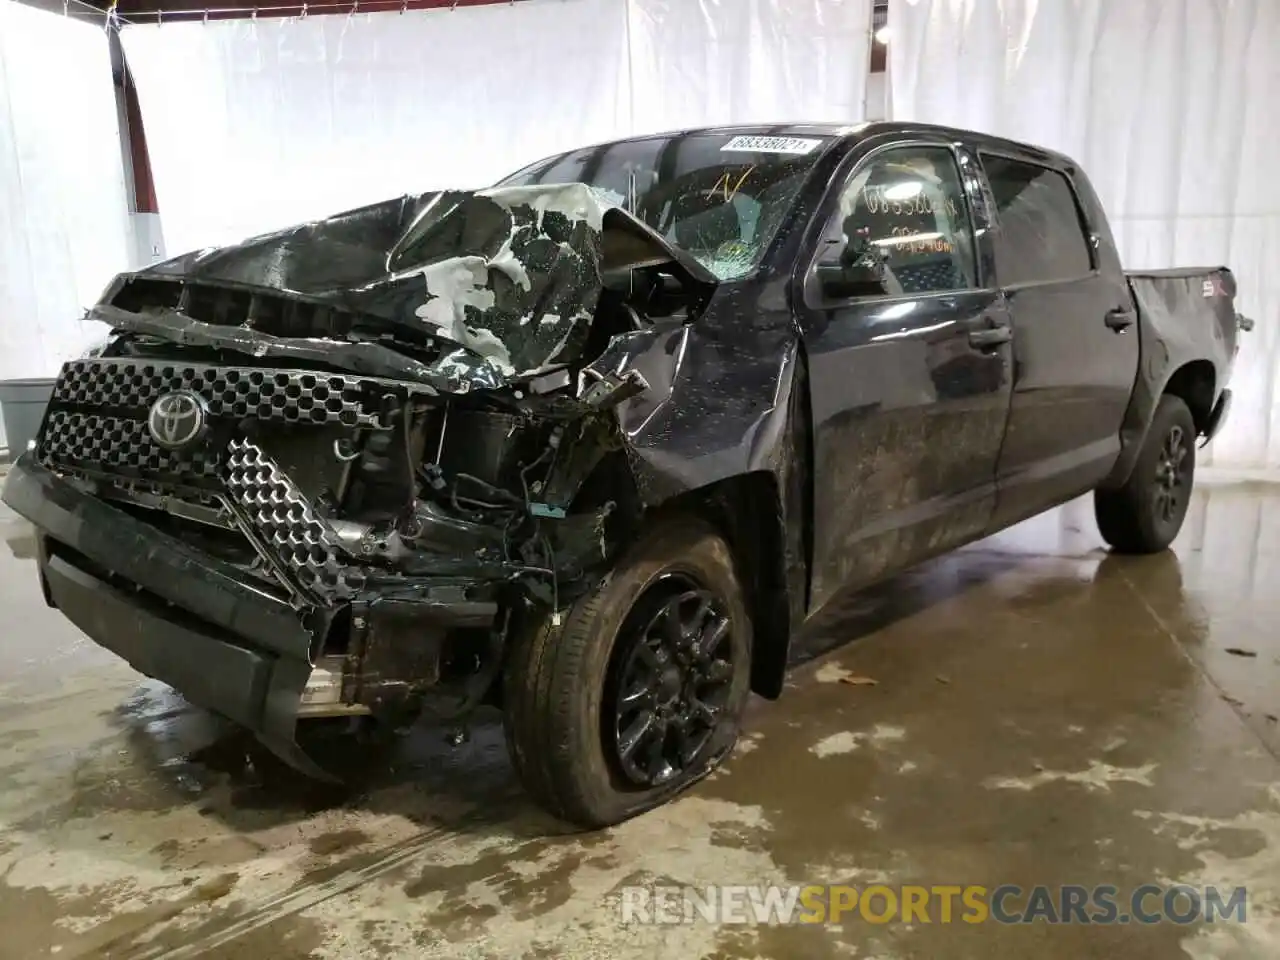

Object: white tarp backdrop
[889,0,1280,471]
[119,0,871,258]
[0,1,133,390]
[626,0,870,133]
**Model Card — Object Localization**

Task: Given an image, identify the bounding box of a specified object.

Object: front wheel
[1095,394,1196,553]
[502,517,753,828]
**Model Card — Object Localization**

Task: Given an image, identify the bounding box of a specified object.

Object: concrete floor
[0,476,1278,959]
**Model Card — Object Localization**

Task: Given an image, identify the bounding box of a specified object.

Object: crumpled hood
[111,184,717,392]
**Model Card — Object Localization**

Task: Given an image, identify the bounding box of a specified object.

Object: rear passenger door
[796,140,1014,610]
[980,153,1140,530]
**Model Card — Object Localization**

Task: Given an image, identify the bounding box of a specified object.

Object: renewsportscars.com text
[619,884,1248,926]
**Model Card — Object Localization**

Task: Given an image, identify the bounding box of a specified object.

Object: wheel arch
[1161,359,1216,434]
[1101,357,1219,490]
[646,470,795,699]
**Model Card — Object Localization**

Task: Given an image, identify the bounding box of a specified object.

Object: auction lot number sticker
[721,135,823,155]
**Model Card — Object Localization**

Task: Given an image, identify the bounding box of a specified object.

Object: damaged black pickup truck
[4,122,1250,827]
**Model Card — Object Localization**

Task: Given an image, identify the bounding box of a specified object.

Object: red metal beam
[121,68,158,213]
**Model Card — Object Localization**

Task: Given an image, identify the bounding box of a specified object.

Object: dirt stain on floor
[308,829,373,859]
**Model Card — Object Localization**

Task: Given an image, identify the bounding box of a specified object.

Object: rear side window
[981,155,1093,285]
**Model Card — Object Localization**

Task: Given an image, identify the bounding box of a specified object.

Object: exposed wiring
[518,443,553,504]
[450,485,495,517]
[500,509,520,563]
[540,533,560,621]
[455,472,521,507]
[507,563,554,578]
[400,403,416,500]
[333,438,360,462]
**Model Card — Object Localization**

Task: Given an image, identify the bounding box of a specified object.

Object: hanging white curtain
[625,0,871,134]
[119,0,633,258]
[0,1,133,388]
[120,0,871,259]
[889,0,1280,471]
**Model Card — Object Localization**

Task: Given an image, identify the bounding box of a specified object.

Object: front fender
[583,303,809,698]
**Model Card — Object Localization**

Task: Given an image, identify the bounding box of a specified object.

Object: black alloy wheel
[1094,393,1197,554]
[607,579,738,787]
[501,516,752,828]
[1152,422,1190,525]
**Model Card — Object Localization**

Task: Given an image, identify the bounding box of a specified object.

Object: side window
[815,146,978,298]
[980,155,1094,285]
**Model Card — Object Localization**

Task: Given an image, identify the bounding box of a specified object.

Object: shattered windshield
[497,133,832,281]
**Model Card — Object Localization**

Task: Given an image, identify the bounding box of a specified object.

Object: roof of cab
[599,122,864,143]
[606,120,1076,169]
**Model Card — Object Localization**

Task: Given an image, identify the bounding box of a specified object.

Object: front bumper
[2,454,496,776]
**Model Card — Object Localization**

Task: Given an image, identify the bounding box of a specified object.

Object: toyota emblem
[147,391,208,450]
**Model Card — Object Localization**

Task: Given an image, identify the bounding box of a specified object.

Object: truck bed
[1126,266,1241,366]
[1099,265,1243,491]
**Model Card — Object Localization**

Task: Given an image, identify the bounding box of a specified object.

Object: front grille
[42,410,225,484]
[53,359,379,428]
[39,358,436,489]
[41,360,384,496]
[36,356,437,605]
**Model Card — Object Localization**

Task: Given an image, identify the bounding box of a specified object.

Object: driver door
[794,139,1015,610]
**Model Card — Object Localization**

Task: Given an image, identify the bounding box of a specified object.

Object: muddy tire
[502,517,753,829]
[1095,394,1196,554]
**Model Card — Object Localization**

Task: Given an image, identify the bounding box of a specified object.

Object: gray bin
[0,378,56,459]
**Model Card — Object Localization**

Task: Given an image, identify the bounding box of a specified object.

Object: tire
[1095,394,1196,553]
[502,516,753,828]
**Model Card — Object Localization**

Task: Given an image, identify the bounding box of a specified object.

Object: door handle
[1105,308,1135,332]
[969,326,1012,349]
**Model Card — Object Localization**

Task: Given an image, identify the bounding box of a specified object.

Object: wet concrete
[1,473,1278,959]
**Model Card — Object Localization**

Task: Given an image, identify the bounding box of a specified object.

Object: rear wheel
[502,517,752,828]
[1095,394,1196,553]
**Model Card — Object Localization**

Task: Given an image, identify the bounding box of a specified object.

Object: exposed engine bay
[36,184,719,736]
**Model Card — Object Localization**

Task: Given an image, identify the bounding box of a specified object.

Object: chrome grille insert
[223,438,368,602]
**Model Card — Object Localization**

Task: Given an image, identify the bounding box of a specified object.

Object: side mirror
[814,258,890,300]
